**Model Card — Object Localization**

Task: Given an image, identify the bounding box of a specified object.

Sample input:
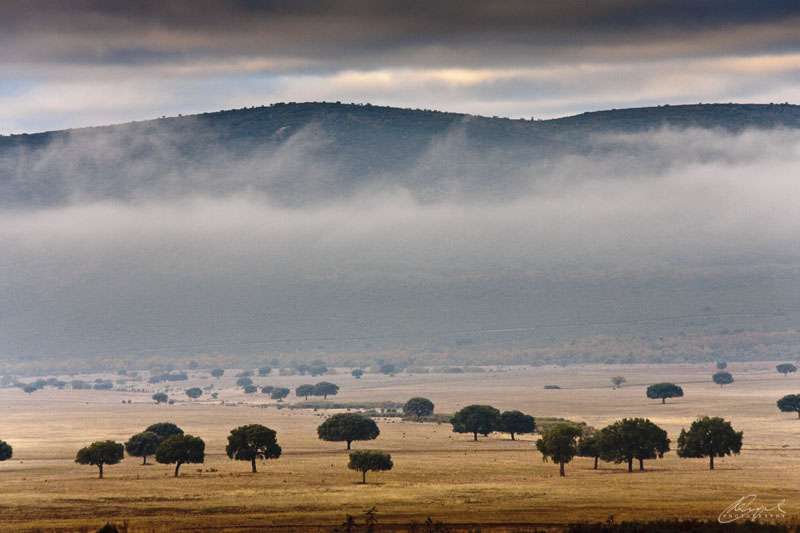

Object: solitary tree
[611,376,626,388]
[152,392,168,404]
[577,431,601,469]
[75,440,124,478]
[225,424,281,473]
[352,369,364,379]
[379,363,396,375]
[403,397,434,419]
[716,361,727,370]
[210,368,225,379]
[646,383,684,404]
[260,385,274,394]
[777,364,797,377]
[185,387,203,400]
[236,377,253,388]
[156,434,205,476]
[348,450,393,484]
[317,413,380,450]
[712,372,734,387]
[258,366,272,376]
[23,384,36,394]
[125,431,160,465]
[777,394,800,418]
[536,423,582,476]
[244,385,258,394]
[677,416,742,470]
[145,422,184,443]
[270,387,290,401]
[498,410,536,440]
[296,384,315,400]
[598,418,670,471]
[451,405,500,441]
[0,440,12,461]
[314,382,339,400]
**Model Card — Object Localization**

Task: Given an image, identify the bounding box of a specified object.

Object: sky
[2,0,800,133]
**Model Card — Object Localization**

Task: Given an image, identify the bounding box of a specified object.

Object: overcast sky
[2,0,800,133]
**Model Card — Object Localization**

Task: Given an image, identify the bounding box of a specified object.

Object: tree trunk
[362,470,366,484]
[796,410,799,419]
[142,455,147,465]
[559,462,565,476]
[594,456,598,469]
[638,458,644,471]
[473,432,478,441]
[98,463,103,479]
[510,432,515,441]
[174,462,182,477]
[662,397,665,404]
[347,440,352,450]
[709,456,714,470]
[251,457,257,473]
[627,459,633,472]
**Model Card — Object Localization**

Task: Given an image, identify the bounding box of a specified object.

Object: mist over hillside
[1,102,799,368]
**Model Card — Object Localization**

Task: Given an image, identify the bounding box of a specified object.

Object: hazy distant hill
[2,102,799,367]
[2,102,799,208]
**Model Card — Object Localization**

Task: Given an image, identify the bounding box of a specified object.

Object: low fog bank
[1,125,799,361]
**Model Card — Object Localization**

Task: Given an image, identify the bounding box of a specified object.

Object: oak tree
[75,440,124,478]
[225,424,281,473]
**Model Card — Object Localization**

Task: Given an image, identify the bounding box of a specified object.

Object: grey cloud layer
[3,1,799,65]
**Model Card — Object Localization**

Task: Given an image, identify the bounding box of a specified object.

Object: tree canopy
[351,368,364,379]
[646,383,684,404]
[296,384,315,399]
[0,440,12,462]
[125,431,160,465]
[258,366,272,376]
[210,368,224,378]
[677,416,742,469]
[225,424,281,473]
[577,431,601,469]
[403,397,434,419]
[498,410,536,440]
[145,422,184,443]
[451,405,500,441]
[611,376,626,388]
[712,372,734,387]
[777,394,800,418]
[317,413,380,450]
[348,450,393,484]
[270,387,290,401]
[75,440,124,478]
[313,381,339,399]
[597,418,670,471]
[152,392,168,404]
[185,387,203,400]
[155,434,205,476]
[236,377,253,388]
[777,364,797,376]
[536,423,582,476]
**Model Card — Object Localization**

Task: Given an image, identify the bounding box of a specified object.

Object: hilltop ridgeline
[0,102,798,208]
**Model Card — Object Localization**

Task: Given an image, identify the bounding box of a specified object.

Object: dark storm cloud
[2,0,799,66]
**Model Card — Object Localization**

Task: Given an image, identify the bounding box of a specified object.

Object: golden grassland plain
[1,362,800,532]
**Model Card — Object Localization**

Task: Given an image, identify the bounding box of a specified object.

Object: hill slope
[1,102,799,208]
[1,102,799,366]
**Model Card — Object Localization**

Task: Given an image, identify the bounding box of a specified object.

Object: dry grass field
[2,361,800,532]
